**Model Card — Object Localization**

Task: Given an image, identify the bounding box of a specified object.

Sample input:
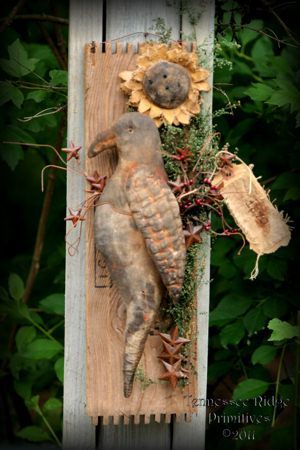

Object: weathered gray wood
[172,2,214,449]
[63,1,103,449]
[106,0,180,49]
[98,1,179,448]
[65,0,214,448]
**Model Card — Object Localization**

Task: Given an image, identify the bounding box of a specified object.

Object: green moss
[164,243,201,336]
[134,368,155,391]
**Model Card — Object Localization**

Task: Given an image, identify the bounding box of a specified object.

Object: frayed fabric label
[213,163,291,261]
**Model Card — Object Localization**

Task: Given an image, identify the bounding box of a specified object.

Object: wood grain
[85,41,200,422]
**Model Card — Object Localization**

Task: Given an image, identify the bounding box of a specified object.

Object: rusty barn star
[159,360,188,389]
[85,171,107,193]
[168,176,186,194]
[183,224,203,248]
[62,141,82,161]
[158,341,183,364]
[172,146,193,162]
[158,326,191,347]
[64,208,85,227]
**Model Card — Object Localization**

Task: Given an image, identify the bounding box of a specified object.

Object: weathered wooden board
[65,0,214,448]
[172,3,214,449]
[63,1,103,449]
[85,41,198,424]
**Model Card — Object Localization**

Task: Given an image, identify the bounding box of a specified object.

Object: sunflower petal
[138,98,151,113]
[132,71,145,82]
[149,105,162,119]
[154,117,163,127]
[119,70,133,81]
[162,108,176,125]
[195,81,210,92]
[185,100,200,114]
[130,90,144,104]
[176,110,191,125]
[126,79,143,91]
[191,69,209,82]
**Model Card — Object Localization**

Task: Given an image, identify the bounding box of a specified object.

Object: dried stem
[22,117,66,304]
[38,21,67,70]
[260,0,300,46]
[0,0,27,33]
[0,13,69,25]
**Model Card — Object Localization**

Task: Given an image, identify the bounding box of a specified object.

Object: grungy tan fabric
[213,163,291,255]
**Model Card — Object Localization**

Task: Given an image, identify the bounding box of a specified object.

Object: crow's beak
[88,128,117,158]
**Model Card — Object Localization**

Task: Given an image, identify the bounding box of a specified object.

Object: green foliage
[232,379,270,400]
[0,3,67,444]
[268,318,300,342]
[207,2,299,449]
[251,345,277,365]
[0,1,299,449]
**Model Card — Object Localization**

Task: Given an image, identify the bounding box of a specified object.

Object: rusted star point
[85,170,107,193]
[159,360,188,389]
[159,326,190,347]
[62,141,82,161]
[183,224,203,248]
[64,208,85,227]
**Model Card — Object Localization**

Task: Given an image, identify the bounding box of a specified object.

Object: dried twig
[22,116,66,304]
[260,0,300,46]
[0,13,69,26]
[0,0,27,32]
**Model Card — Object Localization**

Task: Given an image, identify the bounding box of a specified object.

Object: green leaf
[271,172,300,190]
[283,186,300,201]
[220,321,245,347]
[39,293,64,315]
[0,39,37,77]
[14,379,32,400]
[1,124,35,169]
[8,273,24,301]
[226,118,256,146]
[0,286,10,302]
[267,78,300,113]
[49,69,68,86]
[267,258,287,281]
[208,361,232,381]
[26,90,48,103]
[223,11,232,25]
[210,294,252,325]
[262,297,287,318]
[251,345,277,365]
[16,326,36,353]
[268,318,300,341]
[232,378,269,400]
[25,394,40,410]
[54,357,64,382]
[4,124,36,143]
[0,81,24,108]
[245,83,274,102]
[22,339,63,360]
[1,144,24,170]
[221,1,239,11]
[43,397,62,412]
[239,20,264,46]
[243,307,267,334]
[16,426,50,442]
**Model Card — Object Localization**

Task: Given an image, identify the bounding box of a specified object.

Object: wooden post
[64,1,214,449]
[63,1,102,449]
[172,4,214,449]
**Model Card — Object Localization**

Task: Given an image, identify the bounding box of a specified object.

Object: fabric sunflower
[119,42,210,127]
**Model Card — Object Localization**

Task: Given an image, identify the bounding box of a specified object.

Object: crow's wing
[126,167,186,301]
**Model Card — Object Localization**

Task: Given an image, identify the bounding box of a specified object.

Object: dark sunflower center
[143,61,191,109]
